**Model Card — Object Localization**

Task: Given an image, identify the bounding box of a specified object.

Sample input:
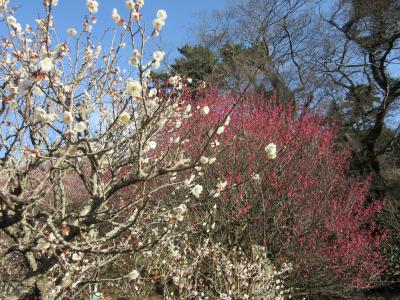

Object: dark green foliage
[172,45,218,83]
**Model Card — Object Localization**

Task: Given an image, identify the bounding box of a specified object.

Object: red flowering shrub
[172,89,387,297]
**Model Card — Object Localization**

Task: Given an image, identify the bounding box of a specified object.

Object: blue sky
[7,0,226,63]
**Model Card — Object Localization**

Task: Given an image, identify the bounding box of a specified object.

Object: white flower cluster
[137,0,144,8]
[265,143,277,160]
[39,57,54,72]
[44,0,58,6]
[86,0,99,14]
[18,78,33,94]
[142,228,293,300]
[200,105,210,116]
[34,108,58,124]
[208,178,227,198]
[74,121,87,133]
[169,75,181,88]
[126,78,142,98]
[152,50,165,69]
[6,15,22,33]
[191,184,203,198]
[217,126,225,135]
[125,0,135,10]
[118,112,131,124]
[62,111,73,126]
[67,28,77,37]
[128,270,140,280]
[0,0,9,10]
[173,204,187,221]
[112,8,123,25]
[128,49,140,66]
[153,9,167,33]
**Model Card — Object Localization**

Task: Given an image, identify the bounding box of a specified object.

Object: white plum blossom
[224,115,231,126]
[175,120,182,128]
[200,156,209,164]
[208,157,217,164]
[6,16,17,26]
[174,204,187,221]
[191,184,203,198]
[126,78,142,98]
[74,121,87,133]
[211,190,221,198]
[265,143,277,160]
[220,294,231,300]
[62,111,73,126]
[119,112,131,123]
[152,17,165,32]
[185,104,192,113]
[200,106,210,116]
[148,88,157,98]
[84,23,92,32]
[12,22,22,33]
[112,9,121,24]
[216,180,228,191]
[153,50,165,62]
[72,252,83,261]
[6,16,22,33]
[152,60,160,69]
[18,79,33,94]
[83,47,93,61]
[137,0,144,8]
[129,49,140,66]
[39,57,54,72]
[86,0,99,14]
[0,0,9,9]
[128,57,138,66]
[125,0,135,10]
[36,19,47,34]
[128,270,140,280]
[34,108,48,123]
[184,174,195,187]
[44,0,58,6]
[64,85,72,93]
[169,76,178,86]
[39,45,49,59]
[216,126,225,135]
[133,49,140,58]
[148,141,157,149]
[51,0,58,6]
[157,9,167,21]
[131,11,141,21]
